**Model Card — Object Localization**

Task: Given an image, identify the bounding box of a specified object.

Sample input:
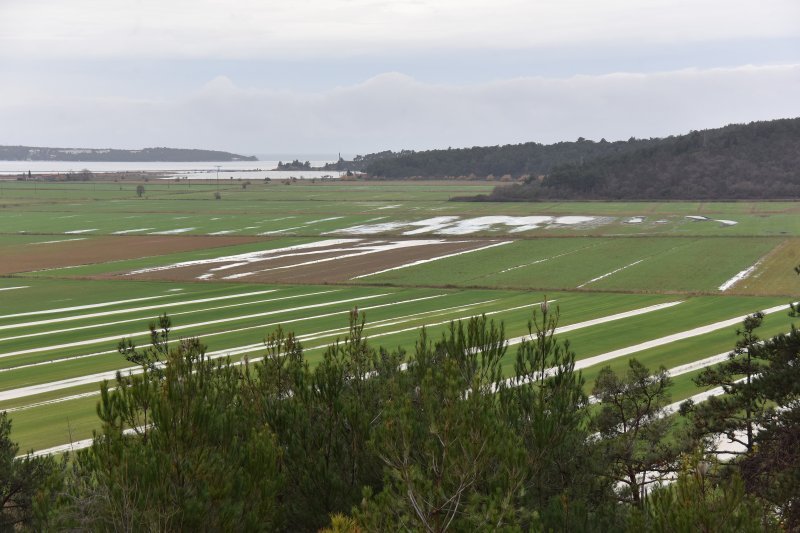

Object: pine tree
[360,315,528,531]
[629,453,776,532]
[690,312,767,454]
[0,413,64,530]
[65,332,284,530]
[499,301,603,529]
[592,359,682,505]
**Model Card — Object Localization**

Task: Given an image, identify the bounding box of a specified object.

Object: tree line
[356,139,657,180]
[2,302,799,531]
[320,117,800,201]
[276,160,312,171]
[462,118,800,201]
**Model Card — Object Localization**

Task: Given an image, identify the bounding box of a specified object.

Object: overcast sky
[1,0,798,156]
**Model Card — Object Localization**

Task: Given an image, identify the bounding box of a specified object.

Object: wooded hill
[0,145,257,162]
[359,138,659,178]
[466,117,800,200]
[340,117,800,200]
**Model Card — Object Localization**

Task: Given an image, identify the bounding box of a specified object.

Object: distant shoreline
[0,145,257,163]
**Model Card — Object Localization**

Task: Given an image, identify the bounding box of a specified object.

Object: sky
[1,0,799,157]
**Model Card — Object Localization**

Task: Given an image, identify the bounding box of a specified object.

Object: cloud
[1,0,798,60]
[1,65,798,153]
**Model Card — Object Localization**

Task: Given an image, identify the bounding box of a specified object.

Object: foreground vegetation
[3,302,799,531]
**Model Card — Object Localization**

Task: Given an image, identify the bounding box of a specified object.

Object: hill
[0,145,257,162]
[465,117,800,201]
[359,138,659,179]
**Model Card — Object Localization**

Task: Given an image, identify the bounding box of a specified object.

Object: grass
[355,237,783,293]
[6,288,789,451]
[2,280,785,451]
[2,208,797,238]
[729,238,800,295]
[1,285,668,392]
[2,179,800,452]
[9,394,104,452]
[3,180,800,238]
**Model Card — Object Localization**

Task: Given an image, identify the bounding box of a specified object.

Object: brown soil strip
[119,239,500,284]
[0,235,261,275]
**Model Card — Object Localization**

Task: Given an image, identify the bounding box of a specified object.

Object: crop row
[1,277,793,451]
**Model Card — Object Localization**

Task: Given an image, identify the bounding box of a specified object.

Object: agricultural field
[1,178,799,453]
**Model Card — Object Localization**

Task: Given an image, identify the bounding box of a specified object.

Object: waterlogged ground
[1,179,799,452]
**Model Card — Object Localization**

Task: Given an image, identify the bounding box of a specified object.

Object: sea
[0,160,342,180]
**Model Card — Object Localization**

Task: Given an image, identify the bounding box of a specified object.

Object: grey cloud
[1,0,798,60]
[1,65,798,154]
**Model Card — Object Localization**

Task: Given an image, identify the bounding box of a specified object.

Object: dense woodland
[3,300,799,531]
[0,146,257,162]
[480,118,800,200]
[332,118,800,201]
[356,140,657,179]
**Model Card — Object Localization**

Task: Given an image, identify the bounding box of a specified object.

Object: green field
[354,236,784,293]
[1,178,798,452]
[4,180,800,238]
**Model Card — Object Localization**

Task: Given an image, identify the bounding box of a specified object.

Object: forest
[3,302,798,531]
[478,118,800,201]
[356,139,657,179]
[333,117,800,201]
